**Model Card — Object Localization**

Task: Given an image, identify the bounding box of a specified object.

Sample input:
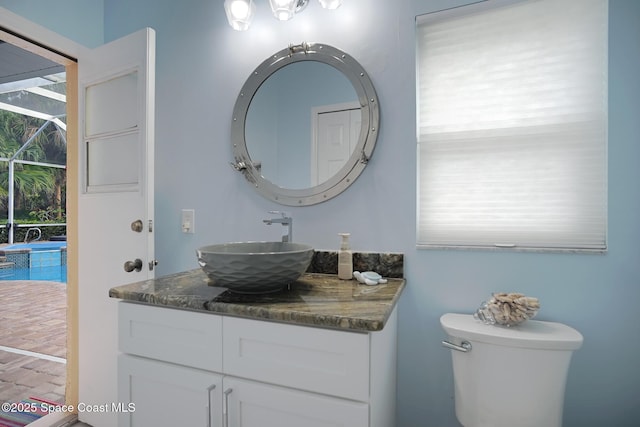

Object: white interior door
[311,103,361,186]
[78,28,155,426]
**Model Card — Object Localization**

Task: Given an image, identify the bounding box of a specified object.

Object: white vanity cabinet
[117,302,398,427]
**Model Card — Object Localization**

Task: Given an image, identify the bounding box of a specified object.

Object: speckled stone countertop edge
[109,270,405,333]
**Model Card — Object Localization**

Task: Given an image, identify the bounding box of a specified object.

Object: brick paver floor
[0,280,66,404]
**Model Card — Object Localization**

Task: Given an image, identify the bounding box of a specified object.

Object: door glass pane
[85,71,138,137]
[87,133,138,188]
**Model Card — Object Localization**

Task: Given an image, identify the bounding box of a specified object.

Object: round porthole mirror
[230,42,379,206]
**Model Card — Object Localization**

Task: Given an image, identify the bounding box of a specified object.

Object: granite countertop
[109,269,405,332]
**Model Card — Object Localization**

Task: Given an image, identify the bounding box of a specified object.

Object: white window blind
[416,0,608,251]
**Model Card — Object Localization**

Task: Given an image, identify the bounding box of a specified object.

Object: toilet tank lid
[440,313,584,350]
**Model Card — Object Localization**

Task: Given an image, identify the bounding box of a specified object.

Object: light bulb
[269,0,298,21]
[231,1,250,18]
[224,0,255,31]
[318,0,342,9]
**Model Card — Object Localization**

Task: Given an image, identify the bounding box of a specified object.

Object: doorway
[0,37,69,408]
[0,25,79,416]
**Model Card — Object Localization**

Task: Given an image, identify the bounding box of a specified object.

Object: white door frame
[1,7,86,424]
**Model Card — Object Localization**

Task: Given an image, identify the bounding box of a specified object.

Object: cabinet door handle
[223,388,233,427]
[206,383,216,427]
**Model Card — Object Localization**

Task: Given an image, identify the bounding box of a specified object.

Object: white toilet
[440,313,583,427]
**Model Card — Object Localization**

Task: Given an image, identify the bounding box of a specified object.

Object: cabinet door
[118,354,222,427]
[223,316,369,401]
[223,377,368,427]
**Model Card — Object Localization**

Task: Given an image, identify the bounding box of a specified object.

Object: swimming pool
[0,241,67,283]
[2,241,67,251]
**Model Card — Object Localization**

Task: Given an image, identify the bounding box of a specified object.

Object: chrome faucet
[263,211,292,242]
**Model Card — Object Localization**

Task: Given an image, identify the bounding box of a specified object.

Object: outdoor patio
[0,280,66,404]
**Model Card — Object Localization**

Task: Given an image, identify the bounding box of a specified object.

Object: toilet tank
[440,313,583,427]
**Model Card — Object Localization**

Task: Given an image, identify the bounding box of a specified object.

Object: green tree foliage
[0,110,66,220]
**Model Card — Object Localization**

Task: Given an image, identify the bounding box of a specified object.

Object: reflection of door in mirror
[245,61,358,190]
[311,102,361,186]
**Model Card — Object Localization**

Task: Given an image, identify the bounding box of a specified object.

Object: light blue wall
[102,0,640,425]
[0,0,103,47]
[9,0,639,425]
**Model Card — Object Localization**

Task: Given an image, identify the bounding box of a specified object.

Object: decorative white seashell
[473,292,540,326]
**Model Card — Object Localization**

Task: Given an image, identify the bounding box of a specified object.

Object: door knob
[131,219,144,233]
[124,258,143,272]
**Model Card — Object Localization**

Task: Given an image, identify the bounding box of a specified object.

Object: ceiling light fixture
[224,0,342,31]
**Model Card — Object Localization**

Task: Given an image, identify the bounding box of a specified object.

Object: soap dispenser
[338,233,353,280]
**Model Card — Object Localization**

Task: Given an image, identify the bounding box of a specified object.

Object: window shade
[416,0,608,250]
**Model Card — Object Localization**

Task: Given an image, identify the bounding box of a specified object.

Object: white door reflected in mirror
[312,103,361,186]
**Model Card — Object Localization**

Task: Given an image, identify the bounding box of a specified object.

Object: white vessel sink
[196,241,314,294]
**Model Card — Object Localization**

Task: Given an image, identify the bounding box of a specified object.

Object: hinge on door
[148,219,153,232]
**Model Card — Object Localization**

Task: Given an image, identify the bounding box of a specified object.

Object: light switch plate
[181,209,195,233]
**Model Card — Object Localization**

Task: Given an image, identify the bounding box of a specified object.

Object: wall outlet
[181,209,195,234]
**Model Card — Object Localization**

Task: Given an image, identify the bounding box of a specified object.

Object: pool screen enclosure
[0,40,67,244]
